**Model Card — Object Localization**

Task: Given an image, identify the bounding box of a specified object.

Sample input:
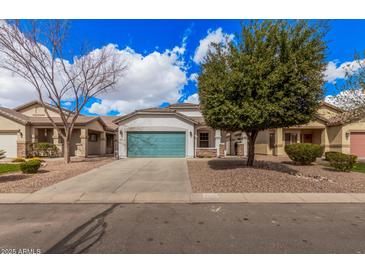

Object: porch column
[52,128,63,157]
[100,132,106,155]
[31,127,38,143]
[241,132,248,157]
[274,128,284,156]
[79,128,88,157]
[194,128,198,158]
[321,129,328,153]
[215,129,221,157]
[118,127,127,158]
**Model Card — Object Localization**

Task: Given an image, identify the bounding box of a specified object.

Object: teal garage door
[127,132,186,158]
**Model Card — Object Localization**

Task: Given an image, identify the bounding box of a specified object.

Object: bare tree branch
[0,20,126,163]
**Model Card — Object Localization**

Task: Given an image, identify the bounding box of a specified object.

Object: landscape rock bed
[188,156,365,193]
[0,157,114,193]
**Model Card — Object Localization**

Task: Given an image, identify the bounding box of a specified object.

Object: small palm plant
[0,149,5,159]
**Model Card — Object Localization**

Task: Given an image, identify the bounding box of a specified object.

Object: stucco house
[1,100,365,159]
[0,101,117,158]
[113,103,226,158]
[227,102,365,158]
[114,102,365,159]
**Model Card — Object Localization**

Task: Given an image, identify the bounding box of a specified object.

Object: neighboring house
[0,101,117,158]
[227,102,365,158]
[1,100,365,159]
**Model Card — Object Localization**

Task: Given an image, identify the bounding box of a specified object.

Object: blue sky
[1,19,365,115]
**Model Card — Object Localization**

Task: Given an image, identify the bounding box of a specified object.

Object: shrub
[29,142,58,157]
[27,157,45,163]
[324,151,342,161]
[329,153,357,172]
[20,159,41,174]
[284,143,324,165]
[12,158,26,163]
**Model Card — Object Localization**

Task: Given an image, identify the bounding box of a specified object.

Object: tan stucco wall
[88,134,100,155]
[326,126,343,152]
[0,115,26,142]
[18,105,60,117]
[86,120,105,132]
[340,119,365,154]
[255,130,270,155]
[290,119,326,129]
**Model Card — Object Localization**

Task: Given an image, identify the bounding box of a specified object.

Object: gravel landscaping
[188,155,365,193]
[0,157,114,193]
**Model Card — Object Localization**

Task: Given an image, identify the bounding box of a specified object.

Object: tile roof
[0,107,30,124]
[28,116,98,125]
[113,107,199,124]
[14,100,77,115]
[326,109,365,126]
[99,116,119,130]
[168,103,200,109]
[189,116,206,125]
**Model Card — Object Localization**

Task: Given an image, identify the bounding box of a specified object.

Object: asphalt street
[0,203,365,253]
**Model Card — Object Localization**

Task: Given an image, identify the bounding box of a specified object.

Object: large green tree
[198,20,327,166]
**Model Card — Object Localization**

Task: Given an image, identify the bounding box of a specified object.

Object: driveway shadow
[207,159,299,175]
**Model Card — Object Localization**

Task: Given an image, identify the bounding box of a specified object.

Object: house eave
[113,111,199,125]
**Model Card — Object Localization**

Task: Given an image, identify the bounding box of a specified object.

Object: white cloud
[0,70,36,107]
[0,21,190,114]
[0,40,188,113]
[189,73,199,82]
[87,45,188,115]
[324,59,365,83]
[63,101,72,107]
[184,93,199,104]
[193,28,234,64]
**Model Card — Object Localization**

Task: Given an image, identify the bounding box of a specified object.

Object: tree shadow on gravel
[280,161,315,166]
[0,174,29,183]
[207,159,299,175]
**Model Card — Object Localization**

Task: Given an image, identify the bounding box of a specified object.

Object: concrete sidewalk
[1,192,365,204]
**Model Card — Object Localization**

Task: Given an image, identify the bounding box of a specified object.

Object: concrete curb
[1,192,365,204]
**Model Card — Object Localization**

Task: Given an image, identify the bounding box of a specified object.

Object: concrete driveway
[37,158,192,194]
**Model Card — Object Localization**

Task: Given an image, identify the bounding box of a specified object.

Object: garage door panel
[0,133,17,158]
[350,132,365,157]
[127,132,185,158]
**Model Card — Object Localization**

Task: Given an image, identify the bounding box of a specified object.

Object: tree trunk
[63,137,71,164]
[246,130,259,166]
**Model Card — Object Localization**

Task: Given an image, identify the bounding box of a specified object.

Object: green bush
[20,159,41,174]
[324,151,342,161]
[284,143,324,165]
[329,153,357,172]
[0,149,5,159]
[29,142,58,157]
[27,157,45,163]
[12,158,26,163]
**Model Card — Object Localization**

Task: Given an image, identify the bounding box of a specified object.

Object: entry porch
[269,126,327,156]
[28,127,116,158]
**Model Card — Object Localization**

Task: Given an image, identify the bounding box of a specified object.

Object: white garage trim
[117,115,195,158]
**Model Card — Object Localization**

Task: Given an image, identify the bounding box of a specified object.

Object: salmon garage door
[127,132,186,158]
[350,132,365,157]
